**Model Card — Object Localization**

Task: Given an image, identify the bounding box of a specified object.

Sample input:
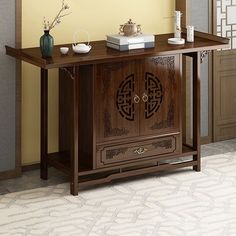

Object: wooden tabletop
[6,30,229,69]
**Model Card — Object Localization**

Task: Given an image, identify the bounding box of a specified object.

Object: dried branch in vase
[43,0,71,31]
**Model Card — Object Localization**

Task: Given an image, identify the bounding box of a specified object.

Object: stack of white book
[106,34,155,51]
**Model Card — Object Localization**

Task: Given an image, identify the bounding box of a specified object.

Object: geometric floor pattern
[1,151,236,235]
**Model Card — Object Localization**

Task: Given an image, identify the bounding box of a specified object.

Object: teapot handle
[73,29,90,46]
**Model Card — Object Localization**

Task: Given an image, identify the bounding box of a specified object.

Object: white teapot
[72,43,91,53]
[72,30,91,53]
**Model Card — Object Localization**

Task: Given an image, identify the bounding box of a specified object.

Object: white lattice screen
[216,0,236,49]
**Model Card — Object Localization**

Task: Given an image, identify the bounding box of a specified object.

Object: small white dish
[72,43,92,54]
[60,47,69,55]
[168,38,185,45]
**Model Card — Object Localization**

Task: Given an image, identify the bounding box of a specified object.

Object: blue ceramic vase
[40,30,54,58]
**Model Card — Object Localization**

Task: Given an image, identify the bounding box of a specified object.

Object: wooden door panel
[214,50,236,70]
[139,56,181,136]
[214,56,236,140]
[219,71,236,118]
[95,61,139,143]
[213,0,236,141]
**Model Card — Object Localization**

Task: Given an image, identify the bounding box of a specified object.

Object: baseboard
[21,163,40,172]
[0,167,21,181]
[201,136,212,145]
[0,164,40,180]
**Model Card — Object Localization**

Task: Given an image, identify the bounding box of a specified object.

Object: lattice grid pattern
[216,0,236,49]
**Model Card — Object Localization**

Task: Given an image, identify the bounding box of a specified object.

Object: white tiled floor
[1,148,236,235]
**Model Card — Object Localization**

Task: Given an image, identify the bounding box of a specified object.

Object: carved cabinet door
[95,61,139,143]
[139,56,181,136]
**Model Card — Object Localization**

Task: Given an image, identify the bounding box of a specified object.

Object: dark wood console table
[6,31,229,195]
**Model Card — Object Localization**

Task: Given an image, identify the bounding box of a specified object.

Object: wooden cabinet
[60,55,182,170]
[94,55,182,168]
[95,56,181,140]
[6,31,229,195]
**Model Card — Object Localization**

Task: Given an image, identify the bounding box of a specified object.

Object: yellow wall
[22,0,175,165]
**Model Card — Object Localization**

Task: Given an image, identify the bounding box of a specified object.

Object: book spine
[106,42,129,51]
[128,43,145,50]
[106,36,120,45]
[106,42,155,51]
[127,36,154,44]
[107,35,155,45]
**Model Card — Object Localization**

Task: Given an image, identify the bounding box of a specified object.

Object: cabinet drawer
[96,135,180,168]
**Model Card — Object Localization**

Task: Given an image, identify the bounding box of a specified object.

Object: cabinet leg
[70,67,79,195]
[41,162,48,180]
[70,182,79,196]
[40,68,48,180]
[193,158,201,172]
[192,52,201,172]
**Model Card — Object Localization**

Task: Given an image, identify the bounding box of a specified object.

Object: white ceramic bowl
[60,47,69,55]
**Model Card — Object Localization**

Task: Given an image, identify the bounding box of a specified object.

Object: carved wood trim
[152,140,173,149]
[144,72,163,119]
[151,56,175,82]
[200,50,210,63]
[61,67,76,80]
[150,99,175,130]
[116,74,135,121]
[102,62,124,93]
[104,110,129,138]
[105,148,129,160]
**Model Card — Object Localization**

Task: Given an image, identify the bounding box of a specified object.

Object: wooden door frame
[0,0,22,180]
[208,0,213,144]
[212,0,236,141]
[175,0,213,144]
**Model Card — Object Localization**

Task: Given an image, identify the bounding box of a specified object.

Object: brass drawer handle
[142,93,148,102]
[134,94,140,104]
[134,147,148,155]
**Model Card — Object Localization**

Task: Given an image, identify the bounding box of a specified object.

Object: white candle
[174,11,182,39]
[187,25,194,42]
[175,11,181,29]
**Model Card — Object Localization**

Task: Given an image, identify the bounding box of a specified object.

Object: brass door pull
[134,147,148,155]
[142,93,148,102]
[134,94,140,104]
